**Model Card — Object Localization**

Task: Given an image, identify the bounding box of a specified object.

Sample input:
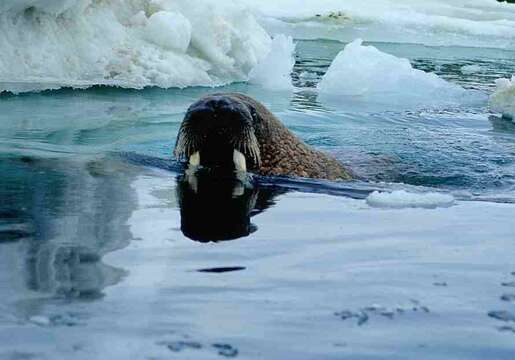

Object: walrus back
[199,92,352,180]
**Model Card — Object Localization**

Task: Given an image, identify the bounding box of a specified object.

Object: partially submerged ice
[366,190,455,209]
[248,34,295,91]
[318,39,472,106]
[490,76,515,120]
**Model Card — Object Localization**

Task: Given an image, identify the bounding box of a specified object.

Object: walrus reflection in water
[176,171,283,242]
[174,93,353,180]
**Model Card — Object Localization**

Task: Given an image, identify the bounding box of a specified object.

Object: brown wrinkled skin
[216,93,353,181]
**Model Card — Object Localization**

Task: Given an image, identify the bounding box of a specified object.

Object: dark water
[1,40,515,359]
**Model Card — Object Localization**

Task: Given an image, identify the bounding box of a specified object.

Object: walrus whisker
[230,126,261,168]
[175,124,202,160]
[174,126,189,159]
[246,130,261,167]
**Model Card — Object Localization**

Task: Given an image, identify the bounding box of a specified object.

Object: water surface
[1,40,515,359]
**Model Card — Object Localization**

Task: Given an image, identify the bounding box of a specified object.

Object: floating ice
[248,34,295,91]
[29,316,51,327]
[489,76,515,120]
[366,190,455,209]
[318,39,470,106]
[0,0,271,93]
[460,65,483,75]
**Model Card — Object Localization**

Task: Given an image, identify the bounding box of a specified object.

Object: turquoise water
[1,41,515,359]
[2,41,515,196]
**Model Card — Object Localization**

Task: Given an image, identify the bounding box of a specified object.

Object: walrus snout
[174,95,261,172]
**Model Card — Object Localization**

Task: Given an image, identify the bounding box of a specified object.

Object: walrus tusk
[189,151,200,166]
[233,149,247,172]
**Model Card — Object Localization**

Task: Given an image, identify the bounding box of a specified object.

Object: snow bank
[238,0,515,49]
[0,0,271,93]
[489,76,515,120]
[318,39,468,105]
[366,190,455,209]
[248,34,295,90]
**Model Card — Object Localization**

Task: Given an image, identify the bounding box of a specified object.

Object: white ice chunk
[366,190,455,209]
[248,34,296,90]
[318,39,467,104]
[29,315,51,326]
[460,65,483,75]
[489,76,515,120]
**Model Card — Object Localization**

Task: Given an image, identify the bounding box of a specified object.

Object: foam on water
[366,190,455,209]
[317,39,480,107]
[490,76,515,120]
[0,0,271,93]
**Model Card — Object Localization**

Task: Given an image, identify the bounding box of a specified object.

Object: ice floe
[318,39,478,107]
[366,190,455,209]
[490,76,515,120]
[460,65,483,75]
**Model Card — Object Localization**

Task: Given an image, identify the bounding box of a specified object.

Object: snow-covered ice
[317,39,479,107]
[490,76,515,120]
[460,65,483,75]
[239,0,515,49]
[1,0,515,93]
[0,0,271,93]
[366,190,455,209]
[248,34,295,90]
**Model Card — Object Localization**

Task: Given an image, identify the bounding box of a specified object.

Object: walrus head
[174,95,261,173]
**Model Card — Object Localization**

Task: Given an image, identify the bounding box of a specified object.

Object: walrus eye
[233,149,247,172]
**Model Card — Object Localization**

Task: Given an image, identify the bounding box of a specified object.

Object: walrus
[174,93,353,180]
